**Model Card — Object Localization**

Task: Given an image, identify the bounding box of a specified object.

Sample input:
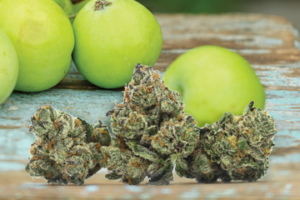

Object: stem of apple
[94,0,112,11]
[68,13,78,20]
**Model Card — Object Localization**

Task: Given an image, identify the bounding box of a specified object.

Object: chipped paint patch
[124,185,143,193]
[8,106,19,111]
[294,40,300,51]
[247,187,254,193]
[180,189,200,199]
[161,188,171,194]
[139,192,152,200]
[85,185,99,192]
[265,192,274,198]
[0,162,25,171]
[270,153,300,164]
[161,49,189,54]
[236,49,270,54]
[19,182,47,190]
[261,185,269,190]
[205,188,237,199]
[278,171,291,176]
[282,184,292,196]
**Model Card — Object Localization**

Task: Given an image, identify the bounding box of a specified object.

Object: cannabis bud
[105,64,200,185]
[183,101,277,183]
[25,105,111,185]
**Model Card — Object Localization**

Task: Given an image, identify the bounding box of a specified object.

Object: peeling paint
[161,188,171,194]
[180,189,200,199]
[0,162,25,171]
[85,185,99,192]
[124,185,143,193]
[19,182,47,190]
[294,40,300,51]
[247,187,254,193]
[282,184,292,196]
[261,185,269,190]
[8,106,19,111]
[270,153,300,164]
[139,192,152,200]
[205,188,236,199]
[278,171,291,176]
[265,192,274,198]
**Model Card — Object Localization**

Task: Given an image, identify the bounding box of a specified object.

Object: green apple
[73,0,163,89]
[0,29,18,104]
[0,0,75,92]
[164,45,266,127]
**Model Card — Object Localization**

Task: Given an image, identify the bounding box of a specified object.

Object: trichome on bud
[25,105,111,185]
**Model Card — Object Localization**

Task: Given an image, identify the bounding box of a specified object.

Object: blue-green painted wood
[1,88,300,164]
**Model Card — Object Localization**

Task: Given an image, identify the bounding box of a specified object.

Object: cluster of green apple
[0,0,265,127]
[0,0,162,99]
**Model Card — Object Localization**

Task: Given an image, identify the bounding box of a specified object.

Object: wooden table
[1,14,300,199]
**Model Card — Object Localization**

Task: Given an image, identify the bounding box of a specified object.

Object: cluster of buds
[105,64,200,185]
[25,105,111,185]
[181,102,277,183]
[25,65,277,185]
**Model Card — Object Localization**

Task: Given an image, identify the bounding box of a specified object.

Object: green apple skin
[0,0,75,92]
[164,45,266,127]
[73,0,163,89]
[0,29,19,104]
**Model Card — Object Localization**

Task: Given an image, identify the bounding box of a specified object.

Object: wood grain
[1,163,300,200]
[1,14,300,199]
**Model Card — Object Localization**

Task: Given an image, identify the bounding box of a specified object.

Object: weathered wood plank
[1,89,300,162]
[56,61,300,91]
[1,163,300,200]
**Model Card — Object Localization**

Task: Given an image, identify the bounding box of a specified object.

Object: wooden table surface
[1,14,300,199]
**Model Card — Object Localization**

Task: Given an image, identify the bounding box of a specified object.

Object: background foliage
[136,0,241,13]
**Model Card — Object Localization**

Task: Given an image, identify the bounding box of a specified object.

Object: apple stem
[94,0,112,11]
[68,13,78,19]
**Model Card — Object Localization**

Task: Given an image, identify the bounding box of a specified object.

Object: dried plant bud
[25,105,111,185]
[106,64,200,185]
[184,101,277,183]
[178,149,224,183]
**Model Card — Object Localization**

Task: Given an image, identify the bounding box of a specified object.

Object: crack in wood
[0,125,23,129]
